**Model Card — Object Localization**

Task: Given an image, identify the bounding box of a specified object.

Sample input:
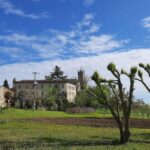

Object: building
[14,80,77,102]
[13,70,85,103]
[0,86,14,107]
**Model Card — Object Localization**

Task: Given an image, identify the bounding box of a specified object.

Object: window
[41,84,43,88]
[18,85,21,89]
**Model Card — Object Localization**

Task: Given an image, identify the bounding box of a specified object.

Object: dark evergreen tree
[3,79,9,88]
[48,66,67,80]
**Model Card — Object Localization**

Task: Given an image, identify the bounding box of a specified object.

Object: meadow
[0,109,149,150]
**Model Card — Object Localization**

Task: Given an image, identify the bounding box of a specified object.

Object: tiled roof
[14,79,78,85]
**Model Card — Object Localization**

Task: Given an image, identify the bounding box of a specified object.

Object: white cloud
[141,16,150,29]
[76,35,128,53]
[83,0,95,6]
[0,0,48,19]
[0,48,150,103]
[0,14,127,61]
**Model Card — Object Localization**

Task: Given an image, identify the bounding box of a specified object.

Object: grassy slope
[0,121,149,150]
[0,108,111,120]
[0,109,149,150]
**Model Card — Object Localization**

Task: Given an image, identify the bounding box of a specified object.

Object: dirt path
[25,118,150,129]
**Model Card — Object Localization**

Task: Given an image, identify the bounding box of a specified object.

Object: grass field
[0,109,149,150]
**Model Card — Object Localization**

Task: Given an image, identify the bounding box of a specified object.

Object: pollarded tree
[91,63,137,144]
[135,63,150,92]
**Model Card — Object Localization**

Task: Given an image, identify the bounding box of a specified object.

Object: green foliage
[139,104,150,119]
[138,70,143,79]
[75,90,92,107]
[44,87,58,111]
[139,63,150,74]
[139,63,145,68]
[75,86,106,108]
[48,66,67,80]
[107,63,116,72]
[137,63,150,92]
[130,67,137,75]
[91,71,99,83]
[75,90,87,107]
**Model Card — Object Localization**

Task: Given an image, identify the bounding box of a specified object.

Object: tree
[45,87,57,111]
[75,87,99,108]
[17,91,25,109]
[60,91,68,111]
[56,91,68,111]
[91,63,137,144]
[3,79,9,88]
[135,63,150,92]
[48,66,67,80]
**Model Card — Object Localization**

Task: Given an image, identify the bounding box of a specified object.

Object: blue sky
[0,0,150,102]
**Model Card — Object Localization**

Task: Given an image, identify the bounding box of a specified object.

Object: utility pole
[32,72,39,110]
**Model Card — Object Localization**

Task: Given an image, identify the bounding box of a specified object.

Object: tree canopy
[47,66,67,80]
[3,79,9,88]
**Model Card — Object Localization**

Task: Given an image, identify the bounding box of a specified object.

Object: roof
[14,79,79,85]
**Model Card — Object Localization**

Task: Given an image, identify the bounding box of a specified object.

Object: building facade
[0,86,14,107]
[13,70,85,103]
[14,80,78,103]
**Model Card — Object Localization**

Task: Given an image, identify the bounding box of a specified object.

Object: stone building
[14,80,77,102]
[0,86,14,107]
[13,70,85,103]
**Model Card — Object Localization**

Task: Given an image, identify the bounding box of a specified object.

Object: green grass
[0,108,111,120]
[0,120,149,150]
[0,108,147,120]
[0,108,149,149]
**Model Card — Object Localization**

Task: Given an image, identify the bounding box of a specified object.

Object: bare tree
[91,63,137,144]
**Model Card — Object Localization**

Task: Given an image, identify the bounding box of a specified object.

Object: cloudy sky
[0,0,150,103]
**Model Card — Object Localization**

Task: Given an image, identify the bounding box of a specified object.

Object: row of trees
[15,87,70,111]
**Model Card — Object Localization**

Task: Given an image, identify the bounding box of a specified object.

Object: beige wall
[14,82,77,102]
[0,87,14,107]
[0,87,6,107]
[66,83,76,102]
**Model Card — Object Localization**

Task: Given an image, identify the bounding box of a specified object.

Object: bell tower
[78,69,86,90]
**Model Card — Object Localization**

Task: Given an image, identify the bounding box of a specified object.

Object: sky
[0,0,150,103]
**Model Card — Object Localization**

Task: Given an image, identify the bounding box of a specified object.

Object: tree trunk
[48,104,51,111]
[119,117,131,144]
[119,130,131,144]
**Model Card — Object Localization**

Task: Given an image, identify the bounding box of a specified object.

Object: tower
[78,69,86,90]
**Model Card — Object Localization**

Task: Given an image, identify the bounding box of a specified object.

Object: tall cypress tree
[3,79,9,88]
